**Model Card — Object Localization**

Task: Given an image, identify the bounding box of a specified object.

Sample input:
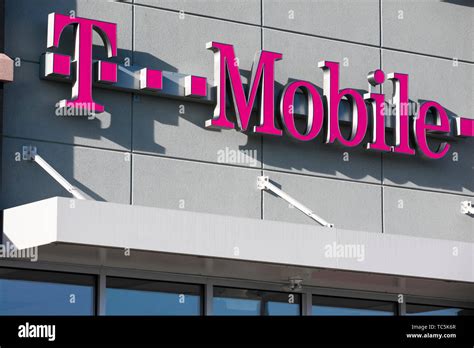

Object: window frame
[213,286,302,316]
[105,275,204,316]
[0,266,97,315]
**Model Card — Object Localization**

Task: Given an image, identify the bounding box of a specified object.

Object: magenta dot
[373,69,385,84]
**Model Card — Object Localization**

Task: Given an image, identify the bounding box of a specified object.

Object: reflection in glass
[0,268,95,315]
[213,287,300,316]
[106,277,202,315]
[312,295,395,316]
[406,304,474,316]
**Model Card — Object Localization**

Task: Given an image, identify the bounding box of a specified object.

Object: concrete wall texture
[1,0,473,241]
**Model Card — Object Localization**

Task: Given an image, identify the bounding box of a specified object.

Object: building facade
[0,0,473,316]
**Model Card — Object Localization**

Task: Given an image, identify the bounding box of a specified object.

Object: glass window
[106,277,202,315]
[0,267,95,315]
[312,295,395,316]
[213,287,301,316]
[406,303,474,316]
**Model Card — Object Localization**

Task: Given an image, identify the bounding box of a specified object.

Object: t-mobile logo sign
[41,12,473,160]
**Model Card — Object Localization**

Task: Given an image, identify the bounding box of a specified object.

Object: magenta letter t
[47,12,117,113]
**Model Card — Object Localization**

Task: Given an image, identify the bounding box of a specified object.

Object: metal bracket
[257,176,334,228]
[461,201,474,215]
[22,145,37,161]
[288,277,303,292]
[22,145,87,200]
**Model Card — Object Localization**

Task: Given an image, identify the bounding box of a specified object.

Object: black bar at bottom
[0,316,473,346]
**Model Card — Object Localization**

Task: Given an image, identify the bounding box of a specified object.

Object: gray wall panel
[133,97,261,167]
[136,0,261,25]
[383,138,474,195]
[262,135,382,184]
[382,0,473,61]
[265,28,380,91]
[263,0,380,45]
[1,138,131,209]
[384,186,474,242]
[5,0,133,63]
[262,170,382,233]
[3,62,132,151]
[382,50,473,120]
[132,154,262,218]
[134,6,261,82]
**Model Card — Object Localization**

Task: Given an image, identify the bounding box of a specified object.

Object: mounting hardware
[22,145,37,161]
[288,278,303,292]
[257,176,334,228]
[461,201,474,215]
[22,145,87,200]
